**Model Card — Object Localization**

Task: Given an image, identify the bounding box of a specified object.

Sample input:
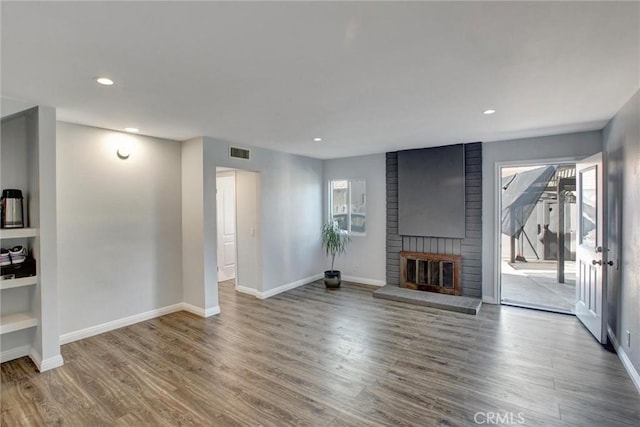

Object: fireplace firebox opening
[400,251,462,295]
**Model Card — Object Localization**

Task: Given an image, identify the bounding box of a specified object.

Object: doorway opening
[216,169,236,292]
[215,167,261,301]
[499,163,577,314]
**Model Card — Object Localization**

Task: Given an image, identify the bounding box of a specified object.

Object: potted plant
[321,220,351,289]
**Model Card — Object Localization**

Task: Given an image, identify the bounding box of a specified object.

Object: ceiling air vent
[229,146,251,160]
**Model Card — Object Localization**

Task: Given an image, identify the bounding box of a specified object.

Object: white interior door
[216,173,236,282]
[575,152,607,343]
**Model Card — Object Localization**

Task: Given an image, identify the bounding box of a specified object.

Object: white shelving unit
[0,228,39,239]
[0,229,39,338]
[0,313,38,335]
[0,229,39,291]
[0,275,38,290]
[1,103,61,371]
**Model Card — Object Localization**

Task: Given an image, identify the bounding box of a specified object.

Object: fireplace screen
[400,252,461,295]
[406,259,417,283]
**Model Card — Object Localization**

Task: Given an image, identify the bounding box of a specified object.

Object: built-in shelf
[0,276,38,290]
[0,228,39,239]
[0,312,38,335]
[1,106,60,370]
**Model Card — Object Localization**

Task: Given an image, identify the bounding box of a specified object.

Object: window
[329,179,366,235]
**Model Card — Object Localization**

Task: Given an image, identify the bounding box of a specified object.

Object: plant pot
[324,270,341,289]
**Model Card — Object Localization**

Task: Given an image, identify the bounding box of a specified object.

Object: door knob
[592,259,602,266]
[606,260,614,266]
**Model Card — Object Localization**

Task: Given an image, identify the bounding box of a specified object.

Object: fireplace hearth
[400,251,462,296]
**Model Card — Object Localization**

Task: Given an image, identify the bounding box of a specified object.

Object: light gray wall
[202,137,324,293]
[1,98,36,118]
[35,106,60,362]
[1,113,29,194]
[202,143,219,309]
[182,138,207,309]
[57,122,183,335]
[481,131,602,303]
[603,89,640,377]
[235,170,262,292]
[323,153,386,285]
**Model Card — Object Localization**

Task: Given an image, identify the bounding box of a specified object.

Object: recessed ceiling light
[313,137,323,142]
[96,77,114,86]
[483,109,496,115]
[124,127,139,133]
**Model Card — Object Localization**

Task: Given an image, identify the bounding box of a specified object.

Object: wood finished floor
[2,280,640,426]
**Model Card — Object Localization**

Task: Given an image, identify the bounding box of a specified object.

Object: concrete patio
[501,259,576,314]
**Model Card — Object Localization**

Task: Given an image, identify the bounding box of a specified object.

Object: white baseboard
[341,275,386,287]
[257,273,323,299]
[182,303,221,318]
[39,355,64,372]
[236,285,258,296]
[0,345,63,371]
[29,348,64,372]
[60,302,222,346]
[1,344,30,363]
[204,305,221,317]
[608,326,640,394]
[60,303,184,345]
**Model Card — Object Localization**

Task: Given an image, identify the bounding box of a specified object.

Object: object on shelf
[8,245,26,264]
[0,256,36,280]
[1,189,24,229]
[0,248,9,266]
[1,246,27,267]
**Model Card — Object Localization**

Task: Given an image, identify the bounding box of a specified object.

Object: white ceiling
[2,1,638,159]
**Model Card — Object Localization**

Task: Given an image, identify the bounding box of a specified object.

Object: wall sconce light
[117,145,131,159]
[112,133,134,159]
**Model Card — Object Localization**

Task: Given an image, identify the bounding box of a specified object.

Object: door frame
[215,167,263,298]
[216,169,238,287]
[493,155,589,307]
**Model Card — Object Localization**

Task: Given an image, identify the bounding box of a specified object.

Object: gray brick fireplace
[385,143,482,298]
